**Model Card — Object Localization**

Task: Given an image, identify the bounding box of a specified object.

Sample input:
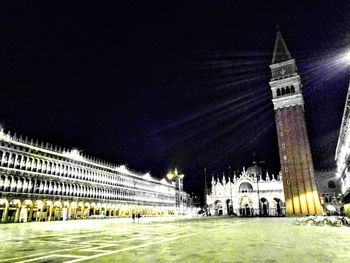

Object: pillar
[1,205,9,223]
[14,207,21,223]
[48,205,53,221]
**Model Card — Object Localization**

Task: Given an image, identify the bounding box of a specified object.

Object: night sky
[2,1,350,196]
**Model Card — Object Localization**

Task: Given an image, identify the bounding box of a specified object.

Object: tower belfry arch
[269,29,323,215]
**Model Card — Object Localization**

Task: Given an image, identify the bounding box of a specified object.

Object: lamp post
[229,166,233,215]
[256,174,261,216]
[204,168,207,216]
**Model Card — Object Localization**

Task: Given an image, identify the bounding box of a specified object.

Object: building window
[281,87,286,95]
[291,85,295,93]
[286,86,290,94]
[277,89,281,96]
[328,180,336,189]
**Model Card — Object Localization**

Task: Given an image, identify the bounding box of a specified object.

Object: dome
[247,164,264,177]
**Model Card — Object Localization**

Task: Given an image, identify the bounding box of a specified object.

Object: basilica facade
[207,163,285,216]
[0,129,188,223]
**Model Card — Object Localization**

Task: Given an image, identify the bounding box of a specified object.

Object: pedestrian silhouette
[132,213,135,223]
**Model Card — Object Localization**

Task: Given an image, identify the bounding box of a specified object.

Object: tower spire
[269,27,323,216]
[272,28,292,64]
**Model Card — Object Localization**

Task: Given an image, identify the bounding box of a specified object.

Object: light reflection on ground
[0,217,349,262]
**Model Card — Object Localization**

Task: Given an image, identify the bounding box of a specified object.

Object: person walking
[132,213,135,223]
[137,213,141,223]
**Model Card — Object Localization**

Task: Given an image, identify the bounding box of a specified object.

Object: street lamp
[256,174,261,216]
[204,168,208,216]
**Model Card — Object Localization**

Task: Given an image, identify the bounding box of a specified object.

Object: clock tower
[269,29,323,215]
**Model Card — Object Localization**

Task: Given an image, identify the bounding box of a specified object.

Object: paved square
[0,217,349,262]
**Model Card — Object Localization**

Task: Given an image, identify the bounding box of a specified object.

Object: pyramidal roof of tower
[272,29,292,64]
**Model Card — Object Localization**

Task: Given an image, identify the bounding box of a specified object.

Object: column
[1,204,9,223]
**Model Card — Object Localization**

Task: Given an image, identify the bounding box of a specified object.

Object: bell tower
[269,29,323,215]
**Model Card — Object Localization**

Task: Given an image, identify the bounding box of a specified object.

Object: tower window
[286,86,290,94]
[291,85,295,93]
[328,180,336,189]
[281,88,286,95]
[277,89,281,96]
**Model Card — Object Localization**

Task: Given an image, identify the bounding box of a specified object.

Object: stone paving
[0,217,349,262]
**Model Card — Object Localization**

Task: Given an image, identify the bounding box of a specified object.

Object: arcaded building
[0,129,182,223]
[207,163,285,216]
[335,83,350,206]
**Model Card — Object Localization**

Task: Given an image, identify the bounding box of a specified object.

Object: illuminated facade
[314,170,343,214]
[269,30,323,215]
[207,163,285,216]
[335,83,350,205]
[0,129,180,223]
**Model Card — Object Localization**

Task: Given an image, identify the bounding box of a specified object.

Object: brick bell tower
[269,29,323,215]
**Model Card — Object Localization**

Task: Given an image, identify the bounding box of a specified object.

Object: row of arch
[0,198,174,223]
[276,85,295,97]
[0,175,174,204]
[211,197,285,216]
[321,193,341,204]
[0,149,172,195]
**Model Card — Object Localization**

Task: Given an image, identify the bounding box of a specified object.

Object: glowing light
[341,49,350,65]
[166,172,174,180]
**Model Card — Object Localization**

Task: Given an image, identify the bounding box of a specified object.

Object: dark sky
[2,1,350,196]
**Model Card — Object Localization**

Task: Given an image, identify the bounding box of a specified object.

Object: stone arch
[328,180,336,189]
[77,201,85,218]
[52,201,62,220]
[0,174,6,191]
[3,152,10,167]
[8,153,16,168]
[90,202,96,216]
[285,86,290,94]
[260,197,269,216]
[273,197,284,216]
[70,201,77,219]
[239,182,253,193]
[239,196,253,216]
[291,85,295,93]
[8,199,21,223]
[15,154,22,169]
[214,200,223,216]
[277,88,281,96]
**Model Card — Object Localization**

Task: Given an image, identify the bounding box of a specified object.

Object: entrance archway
[214,200,223,215]
[260,198,269,216]
[273,198,283,216]
[239,196,253,216]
